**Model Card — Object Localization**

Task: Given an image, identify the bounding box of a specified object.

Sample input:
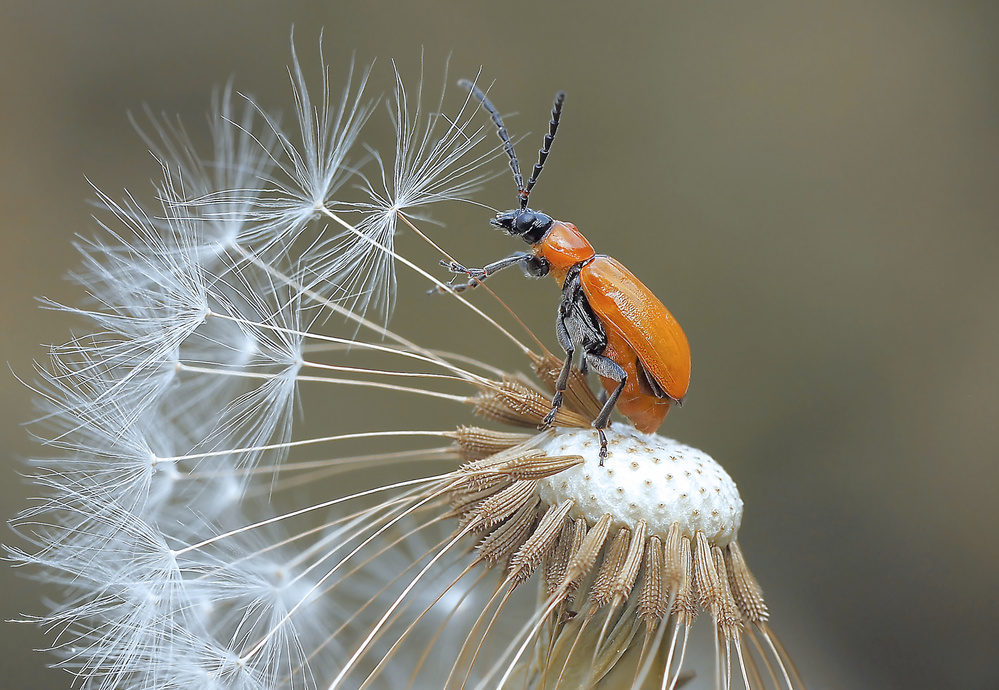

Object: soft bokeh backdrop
[2,1,997,688]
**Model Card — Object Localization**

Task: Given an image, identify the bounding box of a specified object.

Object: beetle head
[491,208,554,245]
[458,81,566,246]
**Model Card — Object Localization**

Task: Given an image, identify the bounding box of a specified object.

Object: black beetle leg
[583,353,628,464]
[540,314,574,429]
[431,252,542,294]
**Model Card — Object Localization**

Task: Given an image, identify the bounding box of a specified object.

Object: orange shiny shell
[580,256,691,406]
[535,221,595,286]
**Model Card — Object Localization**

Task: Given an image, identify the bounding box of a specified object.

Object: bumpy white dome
[536,425,743,546]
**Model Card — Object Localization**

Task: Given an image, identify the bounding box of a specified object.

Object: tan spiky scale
[461,478,538,530]
[712,544,744,638]
[672,535,698,623]
[663,522,686,591]
[507,500,574,585]
[450,426,534,460]
[610,519,646,606]
[694,531,723,616]
[588,527,633,610]
[453,444,537,491]
[552,517,591,605]
[473,378,590,428]
[448,453,519,511]
[448,479,513,521]
[545,517,585,598]
[475,498,540,564]
[470,391,537,428]
[561,513,612,592]
[457,446,581,484]
[637,535,667,624]
[726,540,770,624]
[451,447,567,514]
[499,454,584,481]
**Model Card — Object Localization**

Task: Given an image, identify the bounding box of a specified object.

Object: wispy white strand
[8,38,507,690]
[186,39,375,258]
[310,57,496,322]
[133,82,280,262]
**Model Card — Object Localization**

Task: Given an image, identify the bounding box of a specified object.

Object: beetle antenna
[522,91,565,209]
[458,79,525,203]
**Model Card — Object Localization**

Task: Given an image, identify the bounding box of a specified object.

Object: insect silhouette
[445,81,691,462]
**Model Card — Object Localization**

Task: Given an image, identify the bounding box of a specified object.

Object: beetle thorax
[537,220,596,285]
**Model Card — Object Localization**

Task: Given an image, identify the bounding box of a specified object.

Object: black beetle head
[490,208,554,245]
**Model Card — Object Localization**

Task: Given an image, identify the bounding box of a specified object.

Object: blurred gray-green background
[2,2,997,688]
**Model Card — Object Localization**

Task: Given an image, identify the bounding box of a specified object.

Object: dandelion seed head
[537,425,743,546]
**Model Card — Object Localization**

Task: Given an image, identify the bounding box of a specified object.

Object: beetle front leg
[433,252,543,294]
[430,259,487,294]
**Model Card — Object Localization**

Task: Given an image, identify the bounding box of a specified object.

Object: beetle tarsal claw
[442,259,487,280]
[539,392,563,429]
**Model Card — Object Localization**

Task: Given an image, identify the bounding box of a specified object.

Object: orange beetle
[447,81,690,461]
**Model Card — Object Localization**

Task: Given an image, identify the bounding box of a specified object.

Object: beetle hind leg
[583,353,628,464]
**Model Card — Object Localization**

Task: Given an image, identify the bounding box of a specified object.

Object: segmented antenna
[523,91,565,209]
[458,79,524,198]
[459,80,566,209]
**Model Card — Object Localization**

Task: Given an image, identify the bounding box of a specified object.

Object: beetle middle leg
[542,268,618,461]
[539,312,575,430]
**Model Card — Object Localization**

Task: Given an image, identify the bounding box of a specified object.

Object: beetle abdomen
[597,326,673,432]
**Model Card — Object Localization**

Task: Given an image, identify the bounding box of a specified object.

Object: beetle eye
[516,212,537,235]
